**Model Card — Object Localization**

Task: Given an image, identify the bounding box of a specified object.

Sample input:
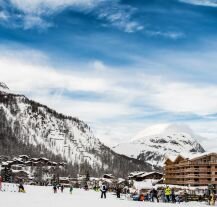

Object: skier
[69,185,73,194]
[61,185,64,193]
[100,184,107,199]
[0,176,2,191]
[84,183,89,191]
[116,186,121,198]
[150,188,159,202]
[53,185,57,194]
[18,183,25,193]
[165,186,171,202]
[159,189,165,202]
[171,188,176,203]
[210,192,216,206]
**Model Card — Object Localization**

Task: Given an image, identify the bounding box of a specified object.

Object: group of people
[132,186,217,205]
[51,182,216,206]
[160,186,184,203]
[132,186,182,203]
[53,184,74,194]
[52,183,109,199]
[100,184,127,199]
[53,184,65,193]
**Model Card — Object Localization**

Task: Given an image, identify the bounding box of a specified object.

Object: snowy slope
[0,82,10,93]
[0,83,154,176]
[113,124,205,167]
[1,184,208,207]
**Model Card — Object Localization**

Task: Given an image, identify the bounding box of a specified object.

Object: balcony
[186,174,212,178]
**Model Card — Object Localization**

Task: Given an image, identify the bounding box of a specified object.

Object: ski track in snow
[1,185,209,207]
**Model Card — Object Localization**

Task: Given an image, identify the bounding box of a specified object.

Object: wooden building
[164,153,217,188]
[129,171,163,182]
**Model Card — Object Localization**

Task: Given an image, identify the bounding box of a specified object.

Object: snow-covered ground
[0,184,211,207]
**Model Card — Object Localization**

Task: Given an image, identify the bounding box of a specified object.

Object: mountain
[0,82,156,177]
[113,124,205,167]
[0,82,9,92]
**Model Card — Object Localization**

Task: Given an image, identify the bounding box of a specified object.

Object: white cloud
[0,11,9,21]
[22,15,52,30]
[0,58,108,94]
[1,46,217,150]
[185,121,217,151]
[5,0,100,28]
[146,30,185,39]
[94,1,144,33]
[141,78,217,115]
[9,0,98,14]
[4,0,144,32]
[179,0,217,7]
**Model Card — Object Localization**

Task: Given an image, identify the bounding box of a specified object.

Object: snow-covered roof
[39,157,49,161]
[103,174,114,178]
[137,172,163,178]
[59,177,70,181]
[165,152,217,163]
[117,178,125,184]
[129,171,163,179]
[19,155,29,158]
[188,152,217,160]
[129,171,145,177]
[12,169,29,174]
[2,161,9,166]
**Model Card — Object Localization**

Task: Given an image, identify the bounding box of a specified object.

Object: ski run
[0,184,211,207]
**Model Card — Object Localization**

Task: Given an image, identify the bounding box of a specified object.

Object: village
[1,152,217,205]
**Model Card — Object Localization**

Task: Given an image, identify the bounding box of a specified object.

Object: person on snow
[53,185,57,194]
[70,185,73,194]
[139,193,145,201]
[171,188,176,203]
[165,186,171,202]
[159,189,165,202]
[150,188,159,202]
[100,184,107,199]
[61,185,64,193]
[210,192,216,206]
[84,183,89,191]
[18,183,25,193]
[0,176,2,192]
[116,186,121,198]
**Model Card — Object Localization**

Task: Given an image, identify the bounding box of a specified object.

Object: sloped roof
[165,152,217,164]
[137,172,163,178]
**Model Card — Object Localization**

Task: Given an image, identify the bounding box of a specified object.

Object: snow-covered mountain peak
[113,123,205,167]
[132,123,194,142]
[0,90,154,176]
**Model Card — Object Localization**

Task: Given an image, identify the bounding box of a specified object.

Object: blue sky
[0,0,217,150]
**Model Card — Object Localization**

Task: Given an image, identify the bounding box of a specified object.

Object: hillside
[0,83,156,177]
[113,124,205,167]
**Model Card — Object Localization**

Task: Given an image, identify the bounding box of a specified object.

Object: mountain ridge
[0,84,157,177]
[113,123,205,167]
